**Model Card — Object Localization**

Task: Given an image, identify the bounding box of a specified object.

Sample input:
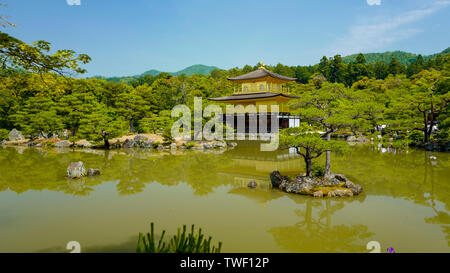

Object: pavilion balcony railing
[233,87,290,94]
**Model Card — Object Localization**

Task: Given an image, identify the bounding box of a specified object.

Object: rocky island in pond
[270,171,363,198]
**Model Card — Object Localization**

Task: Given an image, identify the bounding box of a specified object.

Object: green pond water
[0,142,449,253]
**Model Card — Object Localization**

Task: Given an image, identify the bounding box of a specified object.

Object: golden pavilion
[209,63,300,133]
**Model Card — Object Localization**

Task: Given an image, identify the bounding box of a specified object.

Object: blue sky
[1,0,449,77]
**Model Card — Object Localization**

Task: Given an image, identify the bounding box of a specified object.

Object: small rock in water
[247,180,257,188]
[67,162,86,179]
[87,168,101,176]
[313,191,323,198]
[270,170,289,188]
[429,156,437,160]
[346,135,357,142]
[0,139,6,145]
[171,143,177,149]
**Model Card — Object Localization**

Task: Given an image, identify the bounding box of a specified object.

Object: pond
[0,142,449,253]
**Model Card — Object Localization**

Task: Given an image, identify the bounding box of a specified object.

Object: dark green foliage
[136,223,222,253]
[0,128,8,140]
[408,130,424,143]
[311,163,325,178]
[342,48,450,66]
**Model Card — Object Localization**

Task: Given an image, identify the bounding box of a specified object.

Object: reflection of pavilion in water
[219,141,302,189]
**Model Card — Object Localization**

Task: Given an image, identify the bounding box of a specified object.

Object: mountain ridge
[93,47,449,82]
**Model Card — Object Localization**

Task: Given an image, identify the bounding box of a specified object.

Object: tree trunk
[102,130,110,149]
[305,147,313,177]
[71,124,76,137]
[129,118,135,133]
[324,132,331,178]
[103,137,110,149]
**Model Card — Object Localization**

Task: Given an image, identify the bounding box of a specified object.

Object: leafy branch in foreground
[136,223,222,253]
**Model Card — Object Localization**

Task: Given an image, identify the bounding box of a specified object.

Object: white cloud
[329,1,450,55]
[367,0,381,6]
[67,0,81,6]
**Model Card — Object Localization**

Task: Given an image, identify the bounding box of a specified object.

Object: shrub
[162,126,173,142]
[311,163,325,178]
[0,129,9,141]
[136,223,222,253]
[184,142,196,149]
[408,130,423,143]
[432,131,449,142]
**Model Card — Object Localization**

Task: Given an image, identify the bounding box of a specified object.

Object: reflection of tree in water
[269,198,374,253]
[0,147,234,196]
[423,151,450,247]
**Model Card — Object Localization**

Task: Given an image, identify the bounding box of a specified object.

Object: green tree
[0,32,91,76]
[388,57,406,76]
[11,96,63,138]
[387,69,450,143]
[115,89,150,132]
[57,92,99,137]
[78,105,127,149]
[280,126,345,177]
[329,55,346,83]
[289,82,354,177]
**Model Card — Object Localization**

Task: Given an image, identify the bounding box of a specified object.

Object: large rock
[134,135,148,143]
[328,189,354,197]
[270,170,289,188]
[330,174,348,183]
[67,162,86,179]
[313,191,323,198]
[87,168,100,176]
[0,139,6,145]
[281,176,320,195]
[54,140,72,148]
[270,171,364,197]
[123,139,136,148]
[76,140,92,148]
[9,129,24,141]
[140,139,153,148]
[213,141,227,148]
[203,143,213,149]
[227,142,237,148]
[112,140,122,149]
[345,181,363,195]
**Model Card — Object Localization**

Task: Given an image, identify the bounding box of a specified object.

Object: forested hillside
[342,47,450,66]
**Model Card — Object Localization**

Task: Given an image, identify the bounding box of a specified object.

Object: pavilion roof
[227,68,296,82]
[208,92,300,101]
